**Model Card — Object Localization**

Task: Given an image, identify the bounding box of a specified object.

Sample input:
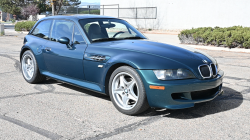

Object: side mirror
[58,37,70,44]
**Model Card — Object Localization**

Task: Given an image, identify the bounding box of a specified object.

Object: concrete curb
[186,44,250,53]
[16,31,29,34]
[4,29,29,35]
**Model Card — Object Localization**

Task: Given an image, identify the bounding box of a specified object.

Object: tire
[21,50,46,83]
[109,66,149,115]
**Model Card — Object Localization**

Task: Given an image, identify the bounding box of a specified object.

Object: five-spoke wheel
[112,72,139,110]
[22,54,34,80]
[109,66,149,115]
[21,50,45,83]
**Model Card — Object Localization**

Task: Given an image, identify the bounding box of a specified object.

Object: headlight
[215,59,220,72]
[153,69,195,80]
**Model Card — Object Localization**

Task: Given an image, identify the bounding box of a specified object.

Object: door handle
[45,47,51,52]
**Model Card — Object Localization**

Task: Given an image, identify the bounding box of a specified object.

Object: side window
[31,20,52,40]
[73,25,85,44]
[51,20,74,42]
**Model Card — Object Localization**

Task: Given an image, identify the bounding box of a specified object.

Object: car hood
[106,39,215,65]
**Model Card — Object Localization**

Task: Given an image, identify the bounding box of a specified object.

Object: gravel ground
[0,32,249,140]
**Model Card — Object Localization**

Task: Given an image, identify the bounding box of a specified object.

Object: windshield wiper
[92,38,119,42]
[122,37,145,40]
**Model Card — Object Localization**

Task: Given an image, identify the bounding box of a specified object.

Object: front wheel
[21,50,45,83]
[109,66,149,115]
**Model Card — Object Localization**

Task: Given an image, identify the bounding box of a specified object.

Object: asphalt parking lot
[0,32,250,140]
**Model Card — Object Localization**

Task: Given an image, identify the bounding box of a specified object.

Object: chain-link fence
[57,4,157,19]
[58,5,100,15]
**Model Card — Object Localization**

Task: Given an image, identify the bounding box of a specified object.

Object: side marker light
[149,85,165,90]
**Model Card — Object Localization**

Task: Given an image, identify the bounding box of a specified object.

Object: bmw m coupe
[20,15,224,115]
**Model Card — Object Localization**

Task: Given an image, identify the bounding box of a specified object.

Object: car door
[43,19,87,80]
[28,19,53,71]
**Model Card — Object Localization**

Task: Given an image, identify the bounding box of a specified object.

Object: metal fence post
[0,24,4,36]
[136,8,137,19]
[103,5,104,15]
[118,4,119,18]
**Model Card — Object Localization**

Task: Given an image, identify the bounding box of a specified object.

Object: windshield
[79,18,146,42]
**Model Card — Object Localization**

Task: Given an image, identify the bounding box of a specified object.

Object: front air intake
[210,63,217,76]
[199,65,211,78]
[198,63,218,79]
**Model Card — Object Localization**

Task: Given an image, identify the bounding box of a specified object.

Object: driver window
[73,25,85,44]
[31,20,52,40]
[50,20,74,42]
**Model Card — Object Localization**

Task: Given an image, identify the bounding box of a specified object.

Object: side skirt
[41,71,107,95]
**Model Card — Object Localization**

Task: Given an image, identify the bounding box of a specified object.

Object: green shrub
[15,21,37,31]
[243,38,250,48]
[0,31,4,36]
[230,31,244,44]
[179,26,250,49]
[10,18,16,24]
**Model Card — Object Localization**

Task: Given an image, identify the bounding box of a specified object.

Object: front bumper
[137,69,224,109]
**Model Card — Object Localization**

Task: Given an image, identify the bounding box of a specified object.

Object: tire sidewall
[21,50,39,83]
[109,66,149,115]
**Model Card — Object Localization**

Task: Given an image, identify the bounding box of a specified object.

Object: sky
[80,0,100,5]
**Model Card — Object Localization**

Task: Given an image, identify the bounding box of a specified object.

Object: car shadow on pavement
[139,86,243,119]
[57,82,111,101]
[38,78,61,84]
[38,79,243,118]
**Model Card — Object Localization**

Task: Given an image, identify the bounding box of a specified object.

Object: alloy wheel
[22,54,34,80]
[111,72,139,110]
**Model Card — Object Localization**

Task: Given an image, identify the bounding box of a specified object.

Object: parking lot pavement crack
[218,92,250,102]
[220,64,250,69]
[0,92,43,100]
[0,54,21,72]
[0,114,63,140]
[82,115,162,140]
[0,85,90,100]
[0,85,56,100]
[224,76,250,82]
[241,88,250,95]
[0,71,18,75]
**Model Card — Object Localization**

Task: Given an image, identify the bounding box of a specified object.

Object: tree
[21,4,40,20]
[0,0,23,15]
[0,0,81,16]
[50,0,81,15]
[33,0,50,14]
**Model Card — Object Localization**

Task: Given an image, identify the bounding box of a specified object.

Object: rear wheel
[109,66,149,115]
[21,50,45,83]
